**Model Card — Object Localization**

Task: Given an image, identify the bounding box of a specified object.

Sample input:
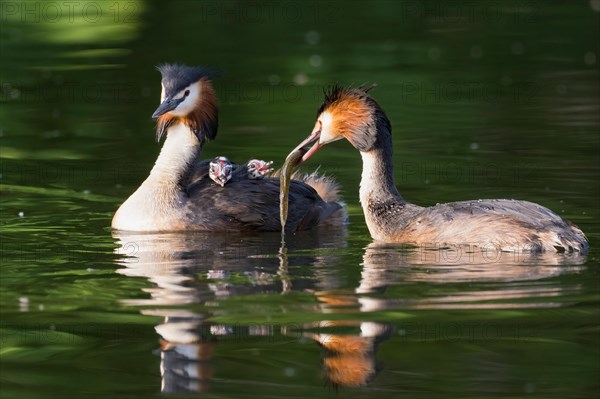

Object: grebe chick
[112,64,345,232]
[208,157,273,186]
[247,159,274,179]
[209,156,233,187]
[291,86,588,253]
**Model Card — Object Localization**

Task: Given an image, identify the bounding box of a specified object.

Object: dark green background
[1,1,599,398]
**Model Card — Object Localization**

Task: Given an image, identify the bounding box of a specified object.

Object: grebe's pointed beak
[152,97,182,118]
[291,125,323,163]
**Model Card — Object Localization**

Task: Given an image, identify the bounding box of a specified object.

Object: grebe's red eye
[184,90,190,97]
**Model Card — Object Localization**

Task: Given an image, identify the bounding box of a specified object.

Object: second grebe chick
[291,86,588,253]
[247,159,274,179]
[112,64,345,232]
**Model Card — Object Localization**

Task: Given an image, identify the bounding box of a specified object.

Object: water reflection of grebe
[283,317,392,387]
[114,228,358,393]
[114,230,583,393]
[356,242,585,311]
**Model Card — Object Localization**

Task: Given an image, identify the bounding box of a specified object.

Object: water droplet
[309,54,322,67]
[428,47,441,60]
[284,367,296,377]
[584,51,596,65]
[501,75,512,86]
[470,142,479,150]
[43,130,61,138]
[525,382,536,393]
[293,73,308,86]
[511,42,525,55]
[19,297,29,312]
[305,30,320,45]
[470,46,482,59]
[268,74,280,85]
[18,211,24,218]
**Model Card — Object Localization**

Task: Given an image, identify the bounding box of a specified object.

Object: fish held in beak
[279,146,310,234]
[290,125,324,164]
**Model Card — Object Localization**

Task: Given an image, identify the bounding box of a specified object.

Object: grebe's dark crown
[156,63,220,97]
[317,84,377,117]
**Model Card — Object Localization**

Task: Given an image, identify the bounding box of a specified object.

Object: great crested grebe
[291,86,588,253]
[112,64,344,232]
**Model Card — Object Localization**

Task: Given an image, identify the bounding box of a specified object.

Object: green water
[1,1,599,398]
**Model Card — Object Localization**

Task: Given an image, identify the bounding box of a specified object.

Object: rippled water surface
[1,1,599,398]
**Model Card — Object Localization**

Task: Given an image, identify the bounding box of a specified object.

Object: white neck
[359,150,402,206]
[112,122,201,231]
[359,151,377,205]
[149,123,201,184]
[358,148,406,240]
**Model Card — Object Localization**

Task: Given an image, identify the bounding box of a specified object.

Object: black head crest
[156,63,221,96]
[317,84,376,116]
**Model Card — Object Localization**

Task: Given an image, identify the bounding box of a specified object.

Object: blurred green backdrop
[1,1,599,398]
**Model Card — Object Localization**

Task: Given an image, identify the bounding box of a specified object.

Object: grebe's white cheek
[160,83,166,102]
[317,112,340,145]
[319,127,335,145]
[170,84,200,117]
